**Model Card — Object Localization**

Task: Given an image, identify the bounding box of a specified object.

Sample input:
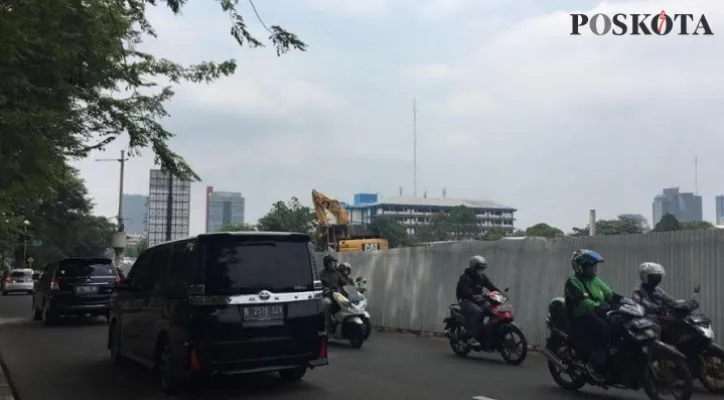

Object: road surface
[0,294,718,400]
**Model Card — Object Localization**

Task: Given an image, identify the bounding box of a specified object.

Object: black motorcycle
[658,286,724,393]
[542,296,693,400]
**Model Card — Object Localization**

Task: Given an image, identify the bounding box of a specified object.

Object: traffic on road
[0,293,720,400]
[0,237,723,400]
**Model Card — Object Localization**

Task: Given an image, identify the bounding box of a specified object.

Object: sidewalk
[0,356,16,400]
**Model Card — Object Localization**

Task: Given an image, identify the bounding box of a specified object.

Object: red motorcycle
[443,288,528,365]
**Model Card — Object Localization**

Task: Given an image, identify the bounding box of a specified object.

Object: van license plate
[243,305,284,322]
[75,286,97,294]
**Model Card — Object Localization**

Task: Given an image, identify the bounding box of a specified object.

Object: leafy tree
[510,229,526,237]
[11,167,116,266]
[448,206,478,240]
[368,216,410,248]
[680,221,713,230]
[220,223,257,232]
[414,213,453,242]
[257,197,316,236]
[653,213,681,232]
[124,237,148,257]
[618,214,651,232]
[482,227,509,241]
[596,216,643,235]
[525,223,563,238]
[571,226,590,237]
[0,0,306,218]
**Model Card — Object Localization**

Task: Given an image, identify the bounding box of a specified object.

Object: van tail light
[189,349,202,372]
[3,277,10,283]
[50,279,59,292]
[115,275,121,283]
[318,337,328,359]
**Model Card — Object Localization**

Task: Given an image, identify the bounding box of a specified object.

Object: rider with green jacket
[564,249,623,381]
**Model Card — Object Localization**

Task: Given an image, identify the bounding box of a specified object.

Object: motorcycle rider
[565,249,622,381]
[320,254,346,329]
[456,255,501,347]
[338,262,355,285]
[631,262,696,337]
[631,262,679,317]
[320,254,345,290]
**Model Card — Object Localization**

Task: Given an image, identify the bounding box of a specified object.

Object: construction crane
[312,189,389,253]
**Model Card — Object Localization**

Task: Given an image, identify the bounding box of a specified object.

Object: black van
[107,232,328,394]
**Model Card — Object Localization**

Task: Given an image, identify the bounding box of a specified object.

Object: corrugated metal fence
[318,230,724,347]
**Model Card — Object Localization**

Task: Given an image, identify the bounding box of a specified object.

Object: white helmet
[638,262,665,284]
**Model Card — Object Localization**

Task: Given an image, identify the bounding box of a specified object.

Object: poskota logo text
[570,11,713,36]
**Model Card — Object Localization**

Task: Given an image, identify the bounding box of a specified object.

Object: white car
[2,268,35,295]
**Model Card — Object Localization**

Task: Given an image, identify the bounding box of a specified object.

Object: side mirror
[355,277,362,282]
[504,287,510,293]
[694,285,701,294]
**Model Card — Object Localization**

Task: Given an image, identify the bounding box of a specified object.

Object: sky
[72,0,724,235]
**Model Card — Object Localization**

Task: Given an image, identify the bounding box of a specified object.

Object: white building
[147,169,191,247]
[345,194,516,235]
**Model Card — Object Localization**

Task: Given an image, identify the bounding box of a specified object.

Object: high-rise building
[715,195,724,225]
[147,169,191,246]
[652,187,702,225]
[121,194,148,235]
[205,186,245,233]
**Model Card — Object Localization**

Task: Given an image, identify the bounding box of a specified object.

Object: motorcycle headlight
[333,292,350,305]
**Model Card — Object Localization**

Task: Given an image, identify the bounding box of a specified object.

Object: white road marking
[472,396,497,400]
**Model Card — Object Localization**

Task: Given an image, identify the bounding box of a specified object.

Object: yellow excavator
[312,189,389,253]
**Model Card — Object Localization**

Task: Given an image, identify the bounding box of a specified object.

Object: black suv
[32,257,119,325]
[108,232,328,394]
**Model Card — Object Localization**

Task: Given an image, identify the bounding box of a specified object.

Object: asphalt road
[0,294,720,400]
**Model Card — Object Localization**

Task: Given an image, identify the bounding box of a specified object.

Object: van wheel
[279,367,307,382]
[32,299,41,321]
[42,302,57,326]
[109,322,126,365]
[2,291,7,296]
[156,338,184,395]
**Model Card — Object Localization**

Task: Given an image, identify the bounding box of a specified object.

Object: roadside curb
[374,326,544,353]
[0,353,17,400]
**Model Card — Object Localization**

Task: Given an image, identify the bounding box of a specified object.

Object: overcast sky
[72,0,724,234]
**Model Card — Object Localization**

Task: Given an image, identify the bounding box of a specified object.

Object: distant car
[2,268,35,295]
[32,257,120,325]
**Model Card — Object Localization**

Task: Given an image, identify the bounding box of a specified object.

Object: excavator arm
[312,189,350,227]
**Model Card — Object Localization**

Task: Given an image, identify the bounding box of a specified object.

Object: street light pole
[96,150,129,265]
[22,220,29,268]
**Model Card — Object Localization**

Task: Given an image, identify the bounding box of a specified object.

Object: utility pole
[413,97,417,198]
[165,170,173,241]
[96,150,129,265]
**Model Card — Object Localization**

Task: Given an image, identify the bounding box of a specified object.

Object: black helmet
[323,254,337,270]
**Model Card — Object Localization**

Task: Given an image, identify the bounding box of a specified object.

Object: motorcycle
[353,277,372,339]
[542,296,693,400]
[443,288,528,365]
[657,285,724,393]
[327,284,369,348]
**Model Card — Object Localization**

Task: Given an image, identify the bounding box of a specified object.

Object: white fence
[320,230,724,346]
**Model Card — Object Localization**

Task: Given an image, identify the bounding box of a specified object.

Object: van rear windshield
[203,236,314,294]
[57,261,115,278]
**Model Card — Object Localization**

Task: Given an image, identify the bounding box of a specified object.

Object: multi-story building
[652,187,702,225]
[121,194,148,235]
[345,193,516,235]
[147,169,191,247]
[205,186,246,233]
[715,195,724,225]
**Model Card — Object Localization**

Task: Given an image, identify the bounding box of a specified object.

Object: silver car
[2,268,35,295]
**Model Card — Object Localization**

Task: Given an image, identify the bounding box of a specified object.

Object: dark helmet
[469,255,488,270]
[323,254,337,270]
[571,249,604,279]
[339,262,352,276]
